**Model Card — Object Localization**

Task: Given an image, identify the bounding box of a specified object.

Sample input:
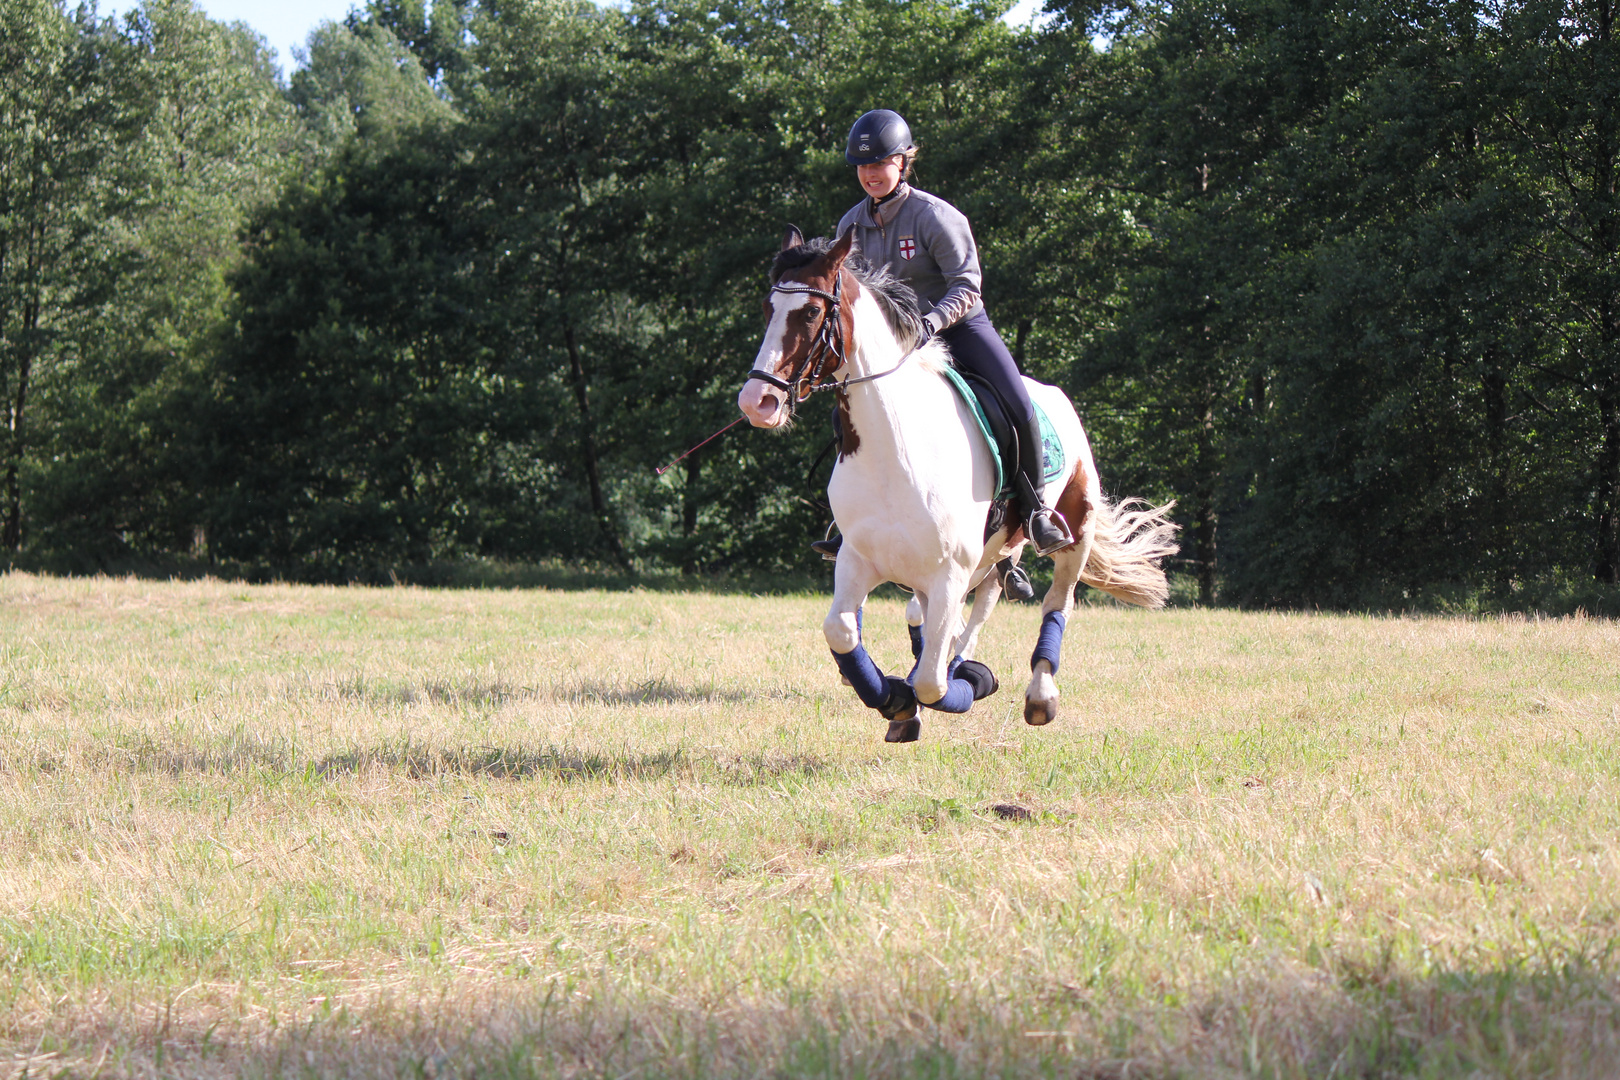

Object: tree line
[3,0,1615,609]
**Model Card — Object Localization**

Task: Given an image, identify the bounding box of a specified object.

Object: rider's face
[856,155,904,200]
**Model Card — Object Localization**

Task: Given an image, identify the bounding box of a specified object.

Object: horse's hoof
[1024,698,1057,726]
[885,718,921,743]
[955,659,999,701]
[877,676,917,722]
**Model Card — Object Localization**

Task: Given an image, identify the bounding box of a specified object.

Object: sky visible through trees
[3,0,1616,612]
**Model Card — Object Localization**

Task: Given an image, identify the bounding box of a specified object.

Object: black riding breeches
[938,310,1045,500]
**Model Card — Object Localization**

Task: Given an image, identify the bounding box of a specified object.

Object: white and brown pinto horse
[738,228,1177,742]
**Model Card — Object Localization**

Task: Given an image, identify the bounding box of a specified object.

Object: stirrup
[996,558,1034,602]
[1026,507,1074,557]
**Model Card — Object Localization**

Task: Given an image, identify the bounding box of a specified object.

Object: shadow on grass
[323,675,771,707]
[714,751,845,786]
[11,959,1620,1079]
[57,736,849,787]
[315,744,686,782]
[47,733,688,783]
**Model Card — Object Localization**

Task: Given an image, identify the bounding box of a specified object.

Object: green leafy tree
[353,0,473,84]
[23,0,302,562]
[1489,0,1620,583]
[1036,0,1340,603]
[0,0,118,553]
[290,18,458,154]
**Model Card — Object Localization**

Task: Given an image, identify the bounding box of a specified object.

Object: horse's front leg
[911,567,979,715]
[823,550,919,743]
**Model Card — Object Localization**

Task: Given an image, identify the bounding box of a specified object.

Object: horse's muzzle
[737,377,788,428]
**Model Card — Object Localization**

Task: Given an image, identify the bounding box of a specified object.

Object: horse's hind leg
[953,560,1003,662]
[825,554,919,742]
[1024,546,1083,726]
[906,568,997,662]
[906,595,925,663]
[1025,477,1097,726]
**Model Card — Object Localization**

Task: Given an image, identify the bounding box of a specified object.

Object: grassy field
[1,572,1617,1078]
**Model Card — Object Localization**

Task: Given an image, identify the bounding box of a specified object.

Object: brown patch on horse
[761,289,822,390]
[836,393,861,458]
[777,234,864,457]
[1051,462,1093,550]
[833,272,863,457]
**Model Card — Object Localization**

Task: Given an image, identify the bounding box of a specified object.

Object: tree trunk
[2,247,39,552]
[1194,402,1217,605]
[562,318,629,570]
[2,352,28,551]
[1596,394,1620,584]
[1588,0,1619,581]
[1481,358,1512,589]
[681,447,701,575]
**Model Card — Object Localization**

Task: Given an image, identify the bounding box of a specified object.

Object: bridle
[743,273,848,405]
[742,270,922,410]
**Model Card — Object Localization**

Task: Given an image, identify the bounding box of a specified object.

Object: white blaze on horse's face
[737,287,814,429]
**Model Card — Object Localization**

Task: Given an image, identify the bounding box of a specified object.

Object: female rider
[816,109,1073,572]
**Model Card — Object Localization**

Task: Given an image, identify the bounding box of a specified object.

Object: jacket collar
[857,182,911,228]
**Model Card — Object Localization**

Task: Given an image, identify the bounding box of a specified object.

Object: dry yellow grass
[1,571,1617,1078]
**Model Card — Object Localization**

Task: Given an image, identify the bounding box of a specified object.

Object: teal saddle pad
[941,367,1065,500]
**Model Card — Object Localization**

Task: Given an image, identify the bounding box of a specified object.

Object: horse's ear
[781,225,805,252]
[829,225,856,264]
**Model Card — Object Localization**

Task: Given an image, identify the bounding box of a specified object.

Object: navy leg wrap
[832,644,889,708]
[1031,611,1066,673]
[918,655,974,713]
[924,676,975,713]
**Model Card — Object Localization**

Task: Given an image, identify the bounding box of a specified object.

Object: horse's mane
[772,237,928,354]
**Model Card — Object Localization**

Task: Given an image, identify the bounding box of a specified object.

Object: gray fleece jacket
[837,183,985,336]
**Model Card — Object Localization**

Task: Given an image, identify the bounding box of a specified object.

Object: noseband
[744,273,847,405]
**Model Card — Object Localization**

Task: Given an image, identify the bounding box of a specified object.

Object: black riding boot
[1017,412,1073,556]
[997,557,1035,601]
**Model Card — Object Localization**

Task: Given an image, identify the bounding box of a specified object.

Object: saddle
[939,367,1065,502]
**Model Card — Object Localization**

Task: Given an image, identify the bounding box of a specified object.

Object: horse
[737,226,1178,742]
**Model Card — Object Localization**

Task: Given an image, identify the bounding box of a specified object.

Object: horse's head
[737,226,858,429]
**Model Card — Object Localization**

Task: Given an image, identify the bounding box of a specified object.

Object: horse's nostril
[758,395,780,417]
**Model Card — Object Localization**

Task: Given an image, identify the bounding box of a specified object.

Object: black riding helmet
[845,109,914,165]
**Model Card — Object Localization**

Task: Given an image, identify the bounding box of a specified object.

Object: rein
[742,271,920,407]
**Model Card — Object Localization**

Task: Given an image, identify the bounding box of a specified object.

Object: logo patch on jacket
[899,235,916,261]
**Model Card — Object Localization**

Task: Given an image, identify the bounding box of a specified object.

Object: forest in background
[3,0,1617,610]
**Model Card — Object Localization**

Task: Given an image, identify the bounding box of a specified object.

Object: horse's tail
[1078,495,1179,608]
